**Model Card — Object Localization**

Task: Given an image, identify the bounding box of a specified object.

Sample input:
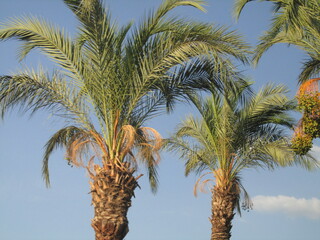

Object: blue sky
[0,0,319,240]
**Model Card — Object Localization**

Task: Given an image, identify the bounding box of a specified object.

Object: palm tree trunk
[89,163,139,240]
[210,185,237,240]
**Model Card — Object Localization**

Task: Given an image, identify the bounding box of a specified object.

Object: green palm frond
[253,30,320,65]
[165,136,212,176]
[130,0,206,53]
[0,16,84,82]
[164,58,220,96]
[234,0,320,80]
[293,152,320,170]
[233,0,255,20]
[299,57,320,82]
[0,69,88,124]
[240,84,296,127]
[235,0,320,32]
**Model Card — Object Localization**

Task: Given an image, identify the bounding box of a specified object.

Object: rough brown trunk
[210,184,237,240]
[89,163,139,240]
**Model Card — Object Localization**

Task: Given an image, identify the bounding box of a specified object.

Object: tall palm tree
[0,0,250,239]
[234,0,320,82]
[167,82,319,240]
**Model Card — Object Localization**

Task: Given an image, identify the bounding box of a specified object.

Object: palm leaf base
[210,185,237,240]
[89,163,138,240]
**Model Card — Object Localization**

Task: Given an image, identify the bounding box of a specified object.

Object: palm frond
[240,84,296,129]
[0,16,84,82]
[134,127,163,192]
[0,70,89,124]
[131,0,206,54]
[299,57,320,83]
[235,0,320,81]
[43,126,90,186]
[233,0,256,20]
[234,176,252,215]
[293,152,320,170]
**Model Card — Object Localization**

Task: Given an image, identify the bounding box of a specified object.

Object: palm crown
[167,82,319,239]
[0,0,250,190]
[168,83,318,210]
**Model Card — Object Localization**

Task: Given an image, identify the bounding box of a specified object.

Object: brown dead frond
[113,156,131,172]
[137,127,163,164]
[86,156,96,179]
[66,136,91,167]
[120,125,137,157]
[199,179,213,192]
[64,129,110,174]
[135,174,143,181]
[194,172,214,197]
[89,130,109,162]
[140,127,162,151]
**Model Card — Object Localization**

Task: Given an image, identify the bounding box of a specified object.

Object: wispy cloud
[252,195,320,220]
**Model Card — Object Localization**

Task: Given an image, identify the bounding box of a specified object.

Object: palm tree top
[0,0,251,191]
[167,82,319,211]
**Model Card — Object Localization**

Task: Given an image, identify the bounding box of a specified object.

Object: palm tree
[167,82,319,240]
[234,0,320,82]
[0,0,250,239]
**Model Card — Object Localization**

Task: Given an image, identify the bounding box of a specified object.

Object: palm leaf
[43,126,90,186]
[0,69,88,124]
[0,16,84,82]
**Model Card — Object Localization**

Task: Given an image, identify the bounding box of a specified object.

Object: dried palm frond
[120,125,137,158]
[194,172,214,197]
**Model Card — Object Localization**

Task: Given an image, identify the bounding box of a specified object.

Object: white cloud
[252,195,320,220]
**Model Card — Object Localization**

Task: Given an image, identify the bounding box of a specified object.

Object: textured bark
[89,163,139,240]
[210,184,237,240]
